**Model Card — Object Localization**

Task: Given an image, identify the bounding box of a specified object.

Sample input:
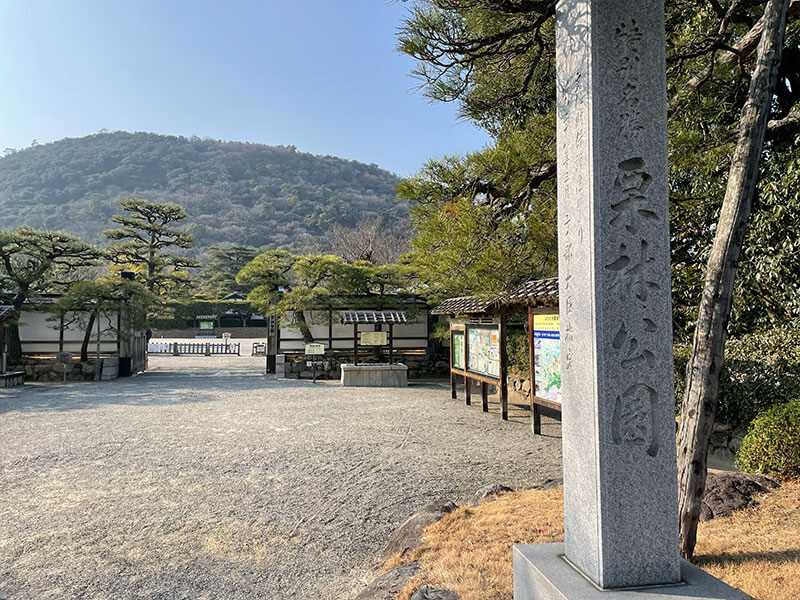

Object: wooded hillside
[0,132,406,252]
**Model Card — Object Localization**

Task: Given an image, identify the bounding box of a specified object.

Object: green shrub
[506,329,530,377]
[735,399,800,479]
[674,324,800,426]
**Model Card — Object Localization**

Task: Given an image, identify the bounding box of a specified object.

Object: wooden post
[353,323,358,366]
[58,313,65,353]
[388,323,394,365]
[451,372,457,399]
[499,312,509,421]
[481,381,489,412]
[465,375,471,406]
[0,322,6,374]
[328,307,333,350]
[529,306,542,434]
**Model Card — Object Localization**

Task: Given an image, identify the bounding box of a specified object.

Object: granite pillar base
[513,544,748,600]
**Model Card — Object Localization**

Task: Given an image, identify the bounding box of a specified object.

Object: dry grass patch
[395,488,564,600]
[393,481,800,600]
[695,481,800,600]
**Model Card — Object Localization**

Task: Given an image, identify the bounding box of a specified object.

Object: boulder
[411,585,461,600]
[354,562,420,600]
[700,471,779,522]
[380,500,457,561]
[532,478,562,490]
[469,484,513,507]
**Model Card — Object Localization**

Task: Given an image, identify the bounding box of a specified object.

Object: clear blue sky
[0,0,490,176]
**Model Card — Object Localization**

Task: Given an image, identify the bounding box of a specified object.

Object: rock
[709,430,730,449]
[299,370,314,379]
[380,500,457,561]
[435,361,448,369]
[729,432,746,455]
[700,471,779,522]
[469,484,513,506]
[354,562,420,600]
[410,585,461,600]
[532,478,562,490]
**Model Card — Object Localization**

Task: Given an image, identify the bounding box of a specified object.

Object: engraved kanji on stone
[615,19,644,143]
[611,158,658,234]
[611,383,659,457]
[612,320,658,369]
[604,239,660,302]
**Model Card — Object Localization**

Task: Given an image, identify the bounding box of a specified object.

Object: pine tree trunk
[81,311,97,362]
[676,0,790,560]
[296,310,314,343]
[6,323,22,365]
[6,293,27,364]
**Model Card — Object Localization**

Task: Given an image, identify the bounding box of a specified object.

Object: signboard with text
[533,313,561,404]
[360,331,388,346]
[305,343,325,355]
[467,325,501,379]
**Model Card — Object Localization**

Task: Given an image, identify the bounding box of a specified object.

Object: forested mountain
[0,132,406,253]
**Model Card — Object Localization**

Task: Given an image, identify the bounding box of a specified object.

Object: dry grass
[695,482,800,600]
[393,481,800,600]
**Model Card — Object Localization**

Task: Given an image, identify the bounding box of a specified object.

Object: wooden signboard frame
[528,306,563,434]
[352,323,395,366]
[449,316,509,420]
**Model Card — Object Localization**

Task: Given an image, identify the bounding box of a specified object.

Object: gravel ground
[0,354,562,600]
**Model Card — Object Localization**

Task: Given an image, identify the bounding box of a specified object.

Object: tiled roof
[430,295,501,315]
[431,278,559,315]
[503,277,559,305]
[340,310,408,324]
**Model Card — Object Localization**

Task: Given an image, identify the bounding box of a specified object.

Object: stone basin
[340,363,408,387]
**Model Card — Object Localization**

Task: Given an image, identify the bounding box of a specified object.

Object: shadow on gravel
[0,373,279,415]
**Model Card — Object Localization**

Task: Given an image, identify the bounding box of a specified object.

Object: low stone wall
[11,357,113,382]
[281,352,448,380]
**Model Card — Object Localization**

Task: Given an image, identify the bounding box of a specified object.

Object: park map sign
[450,320,501,382]
[533,314,561,405]
[467,326,501,379]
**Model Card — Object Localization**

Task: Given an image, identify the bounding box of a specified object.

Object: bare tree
[324,217,410,264]
[676,0,791,560]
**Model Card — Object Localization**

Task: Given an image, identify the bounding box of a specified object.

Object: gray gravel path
[0,355,562,600]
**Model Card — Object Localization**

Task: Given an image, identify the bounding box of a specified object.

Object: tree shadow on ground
[0,373,283,415]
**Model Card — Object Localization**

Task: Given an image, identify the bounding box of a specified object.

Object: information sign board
[360,331,388,346]
[467,325,500,379]
[452,331,465,370]
[199,321,214,330]
[305,343,325,355]
[533,314,561,404]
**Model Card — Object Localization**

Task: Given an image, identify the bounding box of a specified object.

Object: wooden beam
[499,312,509,421]
[353,323,358,366]
[529,306,542,434]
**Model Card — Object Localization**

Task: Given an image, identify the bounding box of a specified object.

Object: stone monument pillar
[556,0,679,588]
[513,0,747,597]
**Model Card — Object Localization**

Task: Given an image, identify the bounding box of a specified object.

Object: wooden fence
[148,342,241,356]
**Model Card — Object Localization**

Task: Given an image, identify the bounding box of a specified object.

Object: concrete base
[0,371,24,388]
[340,363,408,387]
[513,544,748,600]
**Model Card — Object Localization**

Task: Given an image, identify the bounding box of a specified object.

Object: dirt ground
[0,354,562,599]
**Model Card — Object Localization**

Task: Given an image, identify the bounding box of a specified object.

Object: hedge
[735,399,800,479]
